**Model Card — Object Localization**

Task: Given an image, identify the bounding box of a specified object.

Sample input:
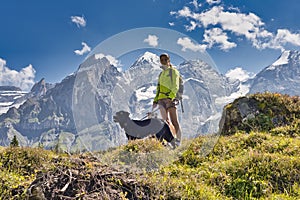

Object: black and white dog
[113,111,174,143]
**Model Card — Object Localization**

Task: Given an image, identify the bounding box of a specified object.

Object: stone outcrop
[219,93,300,135]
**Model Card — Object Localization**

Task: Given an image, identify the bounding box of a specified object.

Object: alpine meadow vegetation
[0,93,299,199]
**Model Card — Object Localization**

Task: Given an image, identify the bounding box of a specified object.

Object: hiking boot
[173,138,180,147]
[168,138,180,149]
[166,139,175,149]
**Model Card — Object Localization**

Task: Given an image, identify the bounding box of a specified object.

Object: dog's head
[113,111,130,128]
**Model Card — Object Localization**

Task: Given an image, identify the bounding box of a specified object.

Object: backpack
[168,67,184,100]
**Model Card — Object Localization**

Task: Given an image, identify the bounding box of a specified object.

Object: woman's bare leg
[168,107,182,140]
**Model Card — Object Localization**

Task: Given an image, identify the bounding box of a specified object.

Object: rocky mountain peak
[178,59,220,78]
[267,50,300,70]
[1,49,300,151]
[249,50,300,95]
[270,50,291,67]
[131,51,160,68]
[30,78,47,97]
[79,54,112,70]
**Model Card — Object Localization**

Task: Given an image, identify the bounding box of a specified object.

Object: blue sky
[1,0,300,90]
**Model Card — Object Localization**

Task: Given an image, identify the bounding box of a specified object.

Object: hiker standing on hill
[153,53,182,146]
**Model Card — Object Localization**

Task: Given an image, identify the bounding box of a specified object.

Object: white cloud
[228,6,241,12]
[177,37,207,52]
[173,4,300,51]
[94,53,121,67]
[0,58,36,91]
[197,6,268,40]
[185,21,198,31]
[217,67,253,104]
[170,11,177,16]
[263,29,300,50]
[225,67,254,82]
[169,22,175,26]
[175,6,193,18]
[275,29,300,46]
[203,28,237,51]
[190,0,201,10]
[172,5,300,51]
[74,42,91,56]
[206,0,221,5]
[0,58,6,67]
[71,15,86,28]
[143,35,159,47]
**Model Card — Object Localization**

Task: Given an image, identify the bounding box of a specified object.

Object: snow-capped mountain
[125,52,162,91]
[249,50,300,95]
[0,86,27,115]
[178,60,234,99]
[1,50,300,151]
[0,78,55,116]
[128,54,235,135]
[0,51,227,150]
[0,56,127,151]
[131,51,161,68]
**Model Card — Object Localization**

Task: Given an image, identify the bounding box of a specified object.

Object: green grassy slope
[1,132,299,199]
[0,93,299,199]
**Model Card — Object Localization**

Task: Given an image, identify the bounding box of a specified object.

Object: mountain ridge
[249,50,300,95]
[0,50,300,151]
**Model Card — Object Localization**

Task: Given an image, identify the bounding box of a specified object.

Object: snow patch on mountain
[185,77,204,84]
[135,85,156,102]
[205,112,222,123]
[216,67,253,106]
[215,83,250,105]
[273,50,290,66]
[0,89,27,115]
[137,51,160,64]
[249,50,300,96]
[267,50,290,70]
[0,102,14,106]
